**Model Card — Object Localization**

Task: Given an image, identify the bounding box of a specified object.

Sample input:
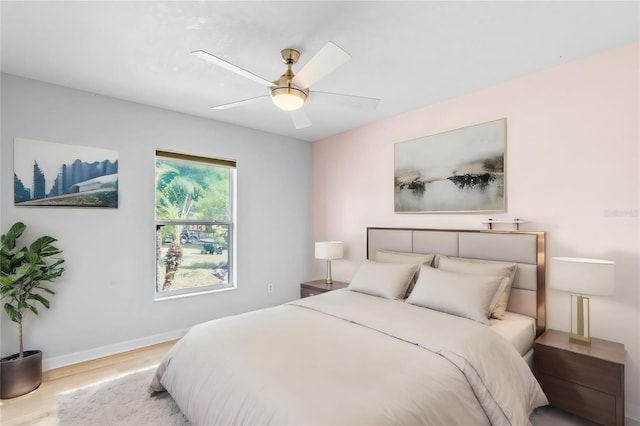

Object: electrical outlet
[267,284,274,293]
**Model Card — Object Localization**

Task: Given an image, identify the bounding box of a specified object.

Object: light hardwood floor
[0,340,176,426]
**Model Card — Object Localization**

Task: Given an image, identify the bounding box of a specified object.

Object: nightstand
[534,329,625,426]
[300,280,348,298]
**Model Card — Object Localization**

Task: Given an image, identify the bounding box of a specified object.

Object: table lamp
[315,241,344,284]
[550,257,614,344]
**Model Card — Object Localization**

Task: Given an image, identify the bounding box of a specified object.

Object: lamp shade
[315,241,344,260]
[550,257,615,296]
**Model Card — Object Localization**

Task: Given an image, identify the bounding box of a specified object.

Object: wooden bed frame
[366,227,546,336]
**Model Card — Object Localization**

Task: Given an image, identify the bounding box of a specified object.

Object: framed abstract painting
[394,118,506,213]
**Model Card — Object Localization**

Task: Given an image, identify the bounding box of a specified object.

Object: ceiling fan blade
[192,50,275,87]
[290,109,312,129]
[312,91,380,112]
[211,95,270,110]
[293,42,351,88]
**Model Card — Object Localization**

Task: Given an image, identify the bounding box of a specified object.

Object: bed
[150,227,548,425]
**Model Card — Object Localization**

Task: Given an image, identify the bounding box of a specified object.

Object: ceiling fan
[191,42,380,129]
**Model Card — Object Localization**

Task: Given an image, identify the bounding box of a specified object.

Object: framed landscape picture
[394,118,506,213]
[14,138,118,208]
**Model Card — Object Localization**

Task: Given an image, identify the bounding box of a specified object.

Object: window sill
[154,284,236,301]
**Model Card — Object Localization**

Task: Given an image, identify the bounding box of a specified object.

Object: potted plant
[0,222,65,399]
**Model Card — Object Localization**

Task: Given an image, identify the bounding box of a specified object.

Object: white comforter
[150,290,547,425]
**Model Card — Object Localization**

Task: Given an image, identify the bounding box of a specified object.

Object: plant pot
[0,350,43,399]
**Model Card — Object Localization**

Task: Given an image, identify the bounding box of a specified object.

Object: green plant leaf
[29,304,39,315]
[0,275,14,286]
[30,236,61,258]
[28,293,50,309]
[4,303,22,324]
[24,250,41,264]
[39,287,56,295]
[0,287,16,298]
[0,222,26,252]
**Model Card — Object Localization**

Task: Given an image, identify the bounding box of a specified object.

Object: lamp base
[324,259,333,284]
[569,294,591,345]
[569,332,591,345]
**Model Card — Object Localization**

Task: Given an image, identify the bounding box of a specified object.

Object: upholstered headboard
[366,227,546,336]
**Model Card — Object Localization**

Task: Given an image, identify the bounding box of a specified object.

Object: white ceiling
[2,1,638,142]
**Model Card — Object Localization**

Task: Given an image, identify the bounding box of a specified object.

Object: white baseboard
[42,328,189,372]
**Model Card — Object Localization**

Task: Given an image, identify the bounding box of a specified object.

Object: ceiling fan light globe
[270,86,308,111]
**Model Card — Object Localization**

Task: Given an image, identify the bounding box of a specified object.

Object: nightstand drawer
[536,344,623,395]
[300,289,323,298]
[540,373,617,426]
[300,280,349,299]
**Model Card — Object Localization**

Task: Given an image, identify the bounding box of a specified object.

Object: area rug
[57,366,190,426]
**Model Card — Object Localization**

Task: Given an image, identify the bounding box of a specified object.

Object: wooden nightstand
[534,329,625,426]
[300,280,348,298]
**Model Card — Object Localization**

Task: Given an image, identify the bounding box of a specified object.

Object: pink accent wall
[312,42,640,419]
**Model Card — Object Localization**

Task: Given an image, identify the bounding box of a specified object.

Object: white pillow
[437,256,517,320]
[375,249,434,296]
[406,265,506,324]
[347,260,419,300]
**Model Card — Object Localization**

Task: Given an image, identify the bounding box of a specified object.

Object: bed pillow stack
[346,251,518,323]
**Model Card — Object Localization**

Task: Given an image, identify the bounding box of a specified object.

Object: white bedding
[490,311,537,356]
[150,290,547,425]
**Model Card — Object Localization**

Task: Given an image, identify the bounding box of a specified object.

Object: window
[155,150,236,298]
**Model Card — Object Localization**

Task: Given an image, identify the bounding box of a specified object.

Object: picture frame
[14,138,119,208]
[394,118,506,213]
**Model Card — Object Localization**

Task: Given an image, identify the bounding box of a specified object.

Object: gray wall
[0,73,311,367]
